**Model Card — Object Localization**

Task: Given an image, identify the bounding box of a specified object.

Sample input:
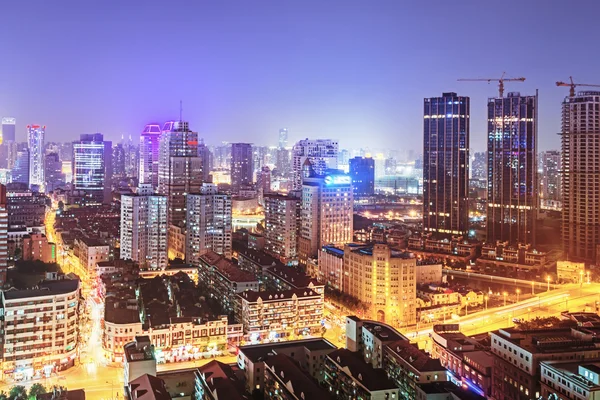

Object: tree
[0,391,8,400]
[9,386,27,400]
[29,384,46,399]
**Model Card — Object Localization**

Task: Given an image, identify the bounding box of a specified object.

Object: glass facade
[487,92,537,245]
[423,92,470,237]
[349,156,375,196]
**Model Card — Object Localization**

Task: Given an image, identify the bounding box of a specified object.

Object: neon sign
[324,175,351,185]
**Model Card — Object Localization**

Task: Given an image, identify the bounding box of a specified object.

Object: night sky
[1,0,599,153]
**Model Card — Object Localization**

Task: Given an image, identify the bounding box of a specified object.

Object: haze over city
[2,0,599,151]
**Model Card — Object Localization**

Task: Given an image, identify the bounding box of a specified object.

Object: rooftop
[199,251,257,283]
[540,359,600,390]
[3,279,79,300]
[124,336,155,363]
[327,349,398,391]
[238,287,322,303]
[349,244,414,259]
[37,389,86,400]
[128,374,170,400]
[386,340,445,372]
[493,327,600,354]
[239,338,336,363]
[362,320,408,342]
[265,354,331,399]
[196,360,248,400]
[266,265,319,289]
[417,382,486,400]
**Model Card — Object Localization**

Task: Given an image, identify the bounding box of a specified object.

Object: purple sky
[1,0,599,153]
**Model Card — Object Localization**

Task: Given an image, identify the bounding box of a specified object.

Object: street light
[503,292,507,307]
[484,295,488,310]
[580,270,584,287]
[516,288,520,303]
[547,276,551,291]
[587,271,591,285]
[531,281,535,295]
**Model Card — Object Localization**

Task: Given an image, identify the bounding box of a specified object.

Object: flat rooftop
[239,338,336,363]
[200,251,257,283]
[362,320,408,342]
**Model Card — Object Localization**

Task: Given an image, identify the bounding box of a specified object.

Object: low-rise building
[194,360,248,400]
[324,348,400,400]
[237,338,337,394]
[73,236,110,273]
[264,353,332,399]
[430,326,493,397]
[1,278,81,381]
[557,260,586,283]
[197,251,259,318]
[123,336,157,384]
[416,260,443,284]
[317,245,344,290]
[384,340,447,400]
[478,241,547,271]
[238,286,324,339]
[22,233,56,263]
[490,327,600,400]
[540,359,600,400]
[408,234,478,263]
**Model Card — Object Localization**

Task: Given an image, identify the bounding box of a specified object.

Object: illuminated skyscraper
[487,92,538,245]
[349,156,375,196]
[230,143,253,192]
[298,165,353,264]
[423,92,470,237]
[539,150,561,209]
[562,91,600,263]
[44,152,65,192]
[279,128,288,149]
[197,139,212,182]
[292,139,338,190]
[264,193,300,262]
[1,118,16,171]
[0,184,7,285]
[1,118,15,142]
[139,123,161,189]
[27,125,45,190]
[11,149,29,186]
[72,133,113,204]
[158,121,203,229]
[186,183,232,262]
[112,143,126,178]
[120,185,168,270]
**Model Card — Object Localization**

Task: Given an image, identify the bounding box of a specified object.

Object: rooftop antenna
[179,100,183,122]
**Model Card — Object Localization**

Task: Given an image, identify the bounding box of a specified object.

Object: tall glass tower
[487,92,538,245]
[423,92,470,237]
[27,125,45,191]
[72,133,112,204]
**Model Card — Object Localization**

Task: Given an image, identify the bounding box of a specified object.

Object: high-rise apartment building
[44,152,65,192]
[1,118,17,171]
[185,183,232,263]
[349,156,375,196]
[264,193,300,262]
[539,150,562,209]
[292,139,339,190]
[0,185,7,285]
[423,93,470,237]
[343,243,416,327]
[112,143,126,178]
[27,125,45,190]
[1,117,15,143]
[11,149,29,186]
[487,92,538,245]
[279,128,288,149]
[230,143,253,192]
[298,167,353,263]
[157,121,203,229]
[139,123,161,189]
[197,139,212,182]
[562,91,600,263]
[72,133,112,204]
[471,152,487,180]
[120,185,168,270]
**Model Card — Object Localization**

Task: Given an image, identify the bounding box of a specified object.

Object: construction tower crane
[458,72,526,97]
[556,76,600,97]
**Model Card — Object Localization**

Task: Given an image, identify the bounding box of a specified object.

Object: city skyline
[2,1,600,152]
